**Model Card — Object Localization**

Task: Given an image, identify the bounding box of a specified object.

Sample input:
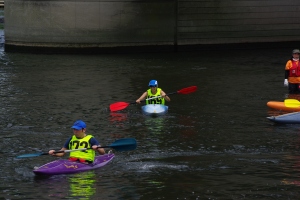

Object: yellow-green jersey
[65,135,98,162]
[146,88,165,105]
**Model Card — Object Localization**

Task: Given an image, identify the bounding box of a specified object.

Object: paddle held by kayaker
[136,80,170,104]
[48,120,105,164]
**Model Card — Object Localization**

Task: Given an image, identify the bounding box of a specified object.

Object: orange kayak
[267,101,300,112]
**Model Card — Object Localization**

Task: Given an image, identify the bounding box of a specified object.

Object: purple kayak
[33,154,114,175]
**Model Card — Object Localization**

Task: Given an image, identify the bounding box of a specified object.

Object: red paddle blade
[110,102,130,112]
[177,86,197,94]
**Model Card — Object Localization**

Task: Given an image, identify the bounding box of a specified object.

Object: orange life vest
[289,60,300,77]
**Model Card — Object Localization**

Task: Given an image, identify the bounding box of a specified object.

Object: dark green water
[0,45,299,199]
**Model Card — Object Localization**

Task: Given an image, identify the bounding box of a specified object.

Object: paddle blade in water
[17,152,47,158]
[177,86,197,94]
[107,138,137,151]
[110,102,131,112]
[111,143,137,151]
[284,99,300,108]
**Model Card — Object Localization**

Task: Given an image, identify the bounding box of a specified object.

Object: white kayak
[142,104,168,116]
[267,111,300,124]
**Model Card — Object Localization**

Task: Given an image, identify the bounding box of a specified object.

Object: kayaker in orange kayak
[48,120,105,164]
[284,49,300,94]
[136,80,171,104]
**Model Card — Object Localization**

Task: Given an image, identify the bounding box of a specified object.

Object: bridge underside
[4,0,300,53]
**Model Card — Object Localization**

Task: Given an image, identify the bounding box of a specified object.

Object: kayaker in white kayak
[136,80,170,104]
[48,120,105,164]
[284,49,300,94]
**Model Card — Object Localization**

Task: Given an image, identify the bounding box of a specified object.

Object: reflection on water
[32,171,97,199]
[144,116,166,134]
[109,112,128,125]
[286,93,300,100]
[68,171,97,199]
[267,110,290,117]
[281,153,300,187]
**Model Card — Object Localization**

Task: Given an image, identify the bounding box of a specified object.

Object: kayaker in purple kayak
[48,120,105,164]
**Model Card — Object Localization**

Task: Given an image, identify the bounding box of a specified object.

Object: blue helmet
[71,120,86,130]
[148,80,158,87]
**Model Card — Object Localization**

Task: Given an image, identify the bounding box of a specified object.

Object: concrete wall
[177,0,300,45]
[4,0,300,52]
[5,0,176,50]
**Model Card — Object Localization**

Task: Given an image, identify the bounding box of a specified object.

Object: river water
[0,42,300,199]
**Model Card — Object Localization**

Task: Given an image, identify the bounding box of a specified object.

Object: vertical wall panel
[177,0,300,45]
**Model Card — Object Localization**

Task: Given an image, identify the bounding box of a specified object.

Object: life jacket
[68,135,95,162]
[146,88,165,105]
[289,60,300,77]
